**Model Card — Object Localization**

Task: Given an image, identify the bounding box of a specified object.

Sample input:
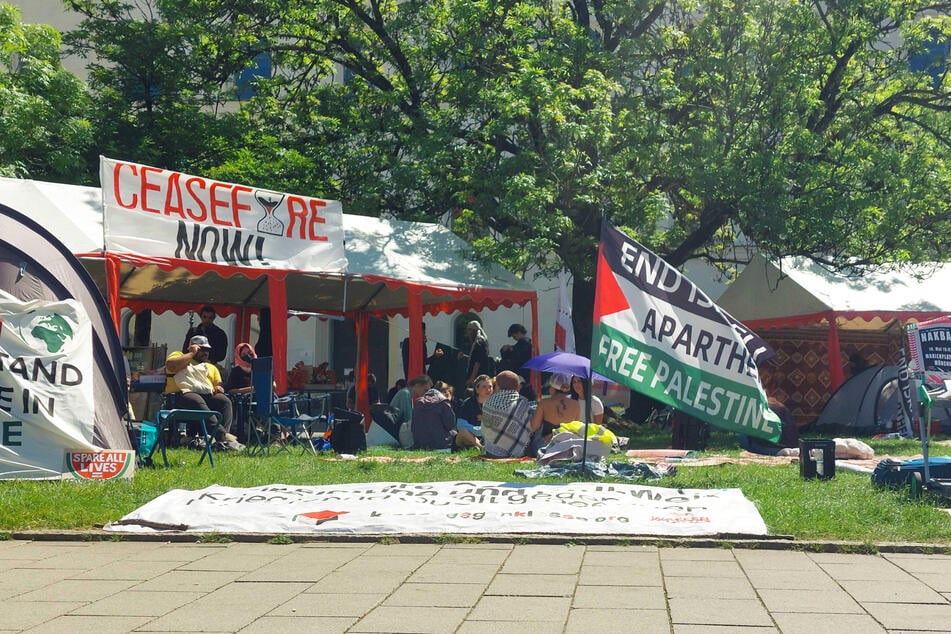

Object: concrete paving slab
[572,583,666,608]
[863,601,951,630]
[334,555,428,574]
[485,572,576,596]
[0,601,84,631]
[744,567,841,590]
[668,597,773,627]
[237,615,356,633]
[578,563,662,586]
[662,559,746,578]
[580,548,659,568]
[734,549,819,570]
[408,562,500,584]
[566,607,670,632]
[661,548,737,561]
[674,625,777,633]
[365,543,441,558]
[665,575,758,599]
[306,569,410,594]
[70,589,196,617]
[758,587,865,614]
[349,605,469,633]
[771,612,887,633]
[137,580,308,632]
[837,577,947,603]
[0,568,73,600]
[133,569,242,593]
[467,595,571,623]
[13,578,137,603]
[21,614,151,634]
[912,573,951,593]
[427,546,510,565]
[456,621,552,634]
[238,548,363,582]
[269,591,382,616]
[383,582,485,607]
[883,552,951,567]
[500,544,584,574]
[70,558,185,580]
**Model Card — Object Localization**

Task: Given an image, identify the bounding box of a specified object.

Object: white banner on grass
[105,480,768,537]
[100,156,347,272]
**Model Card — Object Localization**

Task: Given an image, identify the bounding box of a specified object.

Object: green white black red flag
[591,221,781,442]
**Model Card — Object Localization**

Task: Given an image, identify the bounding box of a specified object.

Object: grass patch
[0,428,949,543]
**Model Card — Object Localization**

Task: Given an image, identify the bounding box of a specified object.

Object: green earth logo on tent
[24,313,74,353]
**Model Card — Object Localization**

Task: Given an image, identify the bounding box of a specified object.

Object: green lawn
[1,424,949,544]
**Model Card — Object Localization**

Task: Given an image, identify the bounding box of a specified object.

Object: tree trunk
[571,276,596,358]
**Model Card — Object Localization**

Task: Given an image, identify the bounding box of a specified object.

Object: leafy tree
[0,2,92,181]
[70,0,951,352]
[64,0,244,176]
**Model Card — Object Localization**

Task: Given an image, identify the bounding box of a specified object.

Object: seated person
[347,372,380,409]
[225,342,257,394]
[391,374,434,448]
[411,378,457,451]
[455,374,493,450]
[165,335,243,451]
[570,375,604,424]
[533,373,581,442]
[481,370,539,458]
[387,378,406,403]
[738,397,799,456]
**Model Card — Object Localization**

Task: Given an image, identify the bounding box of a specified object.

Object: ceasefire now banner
[100,156,348,272]
[591,222,781,442]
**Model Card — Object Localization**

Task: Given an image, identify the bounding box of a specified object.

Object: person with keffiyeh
[225,342,257,394]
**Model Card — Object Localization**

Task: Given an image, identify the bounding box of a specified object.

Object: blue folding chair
[248,357,317,456]
[154,406,218,467]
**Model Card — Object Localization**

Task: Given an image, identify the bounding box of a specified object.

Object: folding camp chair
[248,357,317,456]
[154,407,218,467]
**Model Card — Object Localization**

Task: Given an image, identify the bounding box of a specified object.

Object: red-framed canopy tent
[0,175,539,424]
[718,254,951,425]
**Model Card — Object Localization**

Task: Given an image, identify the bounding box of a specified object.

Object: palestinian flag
[591,221,781,442]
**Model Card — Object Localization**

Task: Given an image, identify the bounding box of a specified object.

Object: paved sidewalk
[1,539,950,633]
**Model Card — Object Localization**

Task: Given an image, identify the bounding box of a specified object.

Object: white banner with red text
[100,156,347,272]
[105,480,768,537]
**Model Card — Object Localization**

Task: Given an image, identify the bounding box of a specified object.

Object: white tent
[718,254,951,424]
[0,176,538,418]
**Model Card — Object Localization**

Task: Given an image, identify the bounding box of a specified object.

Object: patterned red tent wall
[756,325,905,427]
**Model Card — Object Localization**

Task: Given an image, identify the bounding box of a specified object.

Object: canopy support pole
[407,287,424,378]
[827,312,844,392]
[355,311,371,430]
[104,253,122,334]
[268,277,289,394]
[530,296,541,396]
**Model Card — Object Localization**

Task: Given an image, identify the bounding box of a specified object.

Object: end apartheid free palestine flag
[591,221,782,443]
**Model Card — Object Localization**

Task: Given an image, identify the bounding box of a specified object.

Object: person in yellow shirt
[165,335,242,450]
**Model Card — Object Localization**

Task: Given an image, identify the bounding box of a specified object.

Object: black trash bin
[799,438,836,480]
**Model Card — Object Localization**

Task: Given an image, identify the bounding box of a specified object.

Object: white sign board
[100,156,348,272]
[0,291,98,479]
[106,481,769,537]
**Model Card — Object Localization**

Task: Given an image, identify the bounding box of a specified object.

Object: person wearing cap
[181,305,228,366]
[499,323,532,383]
[481,370,539,459]
[532,373,582,442]
[165,335,243,451]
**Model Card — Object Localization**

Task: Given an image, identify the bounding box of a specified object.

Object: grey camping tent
[814,365,951,436]
[0,203,130,459]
